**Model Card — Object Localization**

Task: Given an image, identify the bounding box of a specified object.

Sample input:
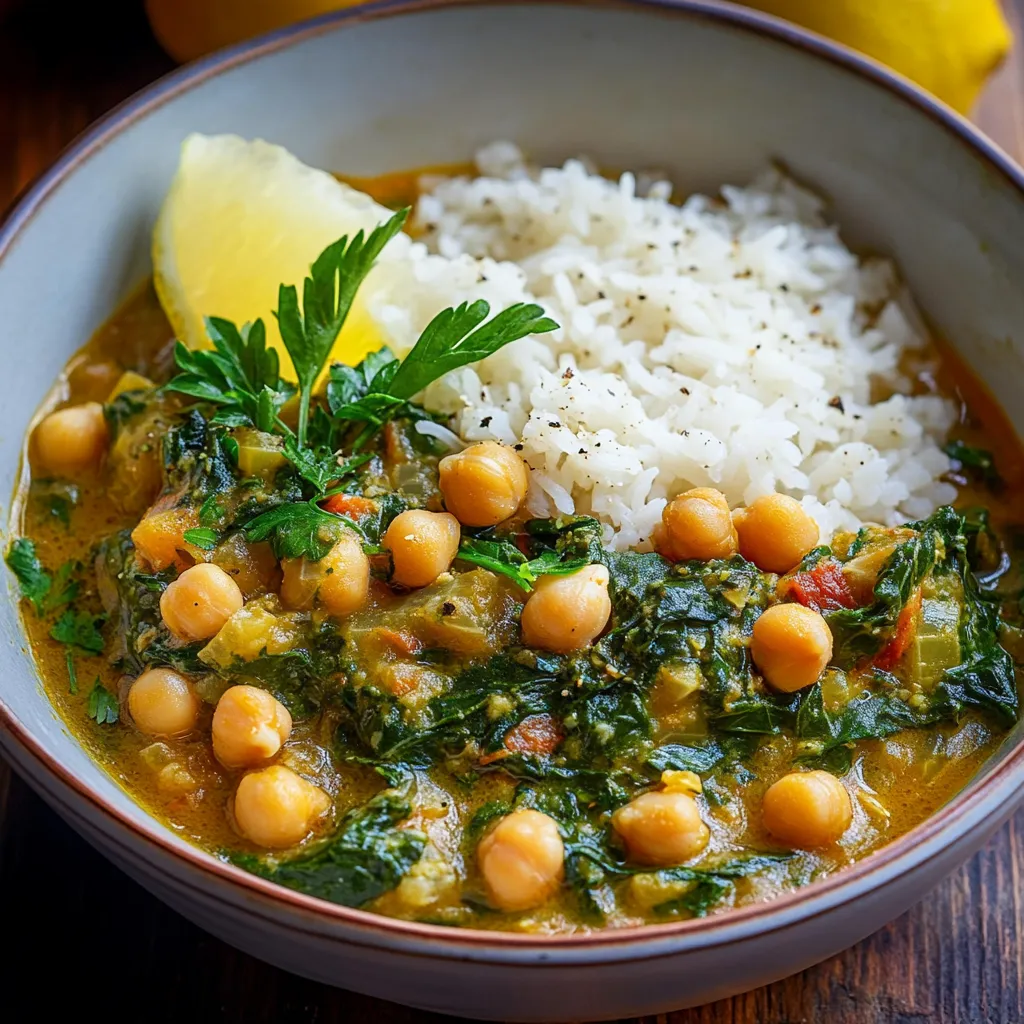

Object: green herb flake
[944,439,1002,487]
[86,680,119,725]
[456,536,587,591]
[50,609,105,654]
[183,527,220,550]
[5,540,79,617]
[66,650,78,695]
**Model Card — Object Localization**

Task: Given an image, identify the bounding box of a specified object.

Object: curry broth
[12,170,1023,932]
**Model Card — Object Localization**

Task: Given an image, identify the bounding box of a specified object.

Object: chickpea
[520,564,611,653]
[160,562,244,642]
[477,809,565,912]
[233,765,331,849]
[128,667,200,738]
[751,603,833,692]
[438,441,529,527]
[33,402,108,476]
[734,493,819,574]
[762,770,852,848]
[384,509,461,588]
[653,487,738,562]
[611,791,710,866]
[212,685,292,768]
[281,532,369,617]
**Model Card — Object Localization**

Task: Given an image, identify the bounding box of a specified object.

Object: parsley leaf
[50,609,105,654]
[6,538,51,613]
[182,527,219,550]
[276,210,409,447]
[387,300,559,400]
[87,680,119,725]
[243,501,363,560]
[328,303,558,442]
[5,539,79,616]
[282,438,373,494]
[456,536,588,591]
[167,317,293,431]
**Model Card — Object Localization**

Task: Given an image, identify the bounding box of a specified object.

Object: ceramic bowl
[3,1,1024,1019]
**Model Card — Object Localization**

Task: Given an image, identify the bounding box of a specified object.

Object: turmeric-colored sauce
[10,169,1024,933]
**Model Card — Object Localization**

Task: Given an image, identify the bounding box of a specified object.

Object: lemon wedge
[153,133,409,379]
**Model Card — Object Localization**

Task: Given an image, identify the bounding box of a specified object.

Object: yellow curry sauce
[10,171,1024,933]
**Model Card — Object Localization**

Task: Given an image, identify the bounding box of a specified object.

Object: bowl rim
[3,0,1024,958]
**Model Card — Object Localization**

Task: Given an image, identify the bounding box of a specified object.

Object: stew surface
[9,170,1024,934]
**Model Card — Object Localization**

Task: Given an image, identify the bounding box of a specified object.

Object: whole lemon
[745,0,1011,113]
[145,0,368,62]
[147,0,1011,115]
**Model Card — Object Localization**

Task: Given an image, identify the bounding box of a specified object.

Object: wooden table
[3,3,1024,1021]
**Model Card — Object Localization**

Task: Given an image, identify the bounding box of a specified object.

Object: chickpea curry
[9,189,1024,935]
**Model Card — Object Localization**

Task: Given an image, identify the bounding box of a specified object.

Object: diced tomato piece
[781,559,857,612]
[375,627,423,657]
[504,714,563,756]
[514,533,532,558]
[875,587,922,671]
[320,493,377,519]
[480,714,563,765]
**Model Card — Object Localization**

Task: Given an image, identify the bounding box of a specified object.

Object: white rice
[367,142,958,549]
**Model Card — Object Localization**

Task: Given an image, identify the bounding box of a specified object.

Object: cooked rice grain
[367,143,957,549]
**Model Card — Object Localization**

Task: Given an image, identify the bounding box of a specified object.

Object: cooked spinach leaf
[96,531,203,675]
[648,855,792,918]
[236,790,425,907]
[826,507,948,665]
[944,439,1002,488]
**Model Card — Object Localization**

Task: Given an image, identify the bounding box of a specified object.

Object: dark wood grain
[2,3,1024,1021]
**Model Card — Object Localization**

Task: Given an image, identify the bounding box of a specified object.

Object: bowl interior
[3,0,1024,912]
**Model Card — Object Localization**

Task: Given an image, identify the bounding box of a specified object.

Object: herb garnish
[276,210,409,448]
[86,680,119,725]
[50,609,106,654]
[456,536,587,591]
[5,539,78,616]
[182,527,219,550]
[168,317,292,431]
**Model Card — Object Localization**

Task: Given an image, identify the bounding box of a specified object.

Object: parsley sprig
[329,300,558,449]
[168,317,292,431]
[457,536,588,592]
[160,215,560,562]
[276,209,410,448]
